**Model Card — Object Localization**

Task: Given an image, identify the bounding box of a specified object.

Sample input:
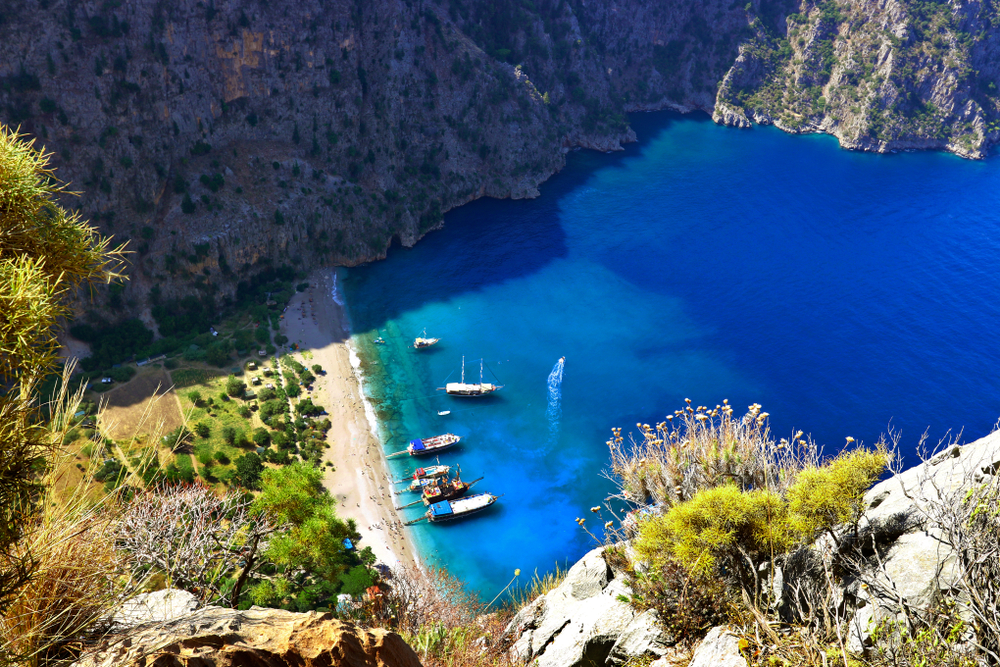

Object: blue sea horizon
[342,111,1000,598]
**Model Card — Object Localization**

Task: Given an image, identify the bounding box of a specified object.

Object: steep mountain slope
[715,0,1000,158]
[0,0,995,311]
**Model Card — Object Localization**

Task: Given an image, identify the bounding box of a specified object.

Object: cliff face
[0,0,996,310]
[715,0,1000,158]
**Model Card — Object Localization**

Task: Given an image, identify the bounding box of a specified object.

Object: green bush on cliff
[633,443,888,603]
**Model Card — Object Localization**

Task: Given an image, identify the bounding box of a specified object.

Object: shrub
[620,549,735,641]
[285,381,301,398]
[252,427,271,447]
[222,426,237,445]
[187,390,203,406]
[786,447,888,543]
[226,376,245,398]
[632,436,889,606]
[195,444,215,466]
[259,399,285,421]
[637,484,792,585]
[194,421,211,439]
[237,406,252,419]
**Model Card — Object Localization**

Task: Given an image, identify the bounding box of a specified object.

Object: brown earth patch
[100,368,183,441]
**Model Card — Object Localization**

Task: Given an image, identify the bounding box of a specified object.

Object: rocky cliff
[1,0,996,310]
[714,0,1000,158]
[75,602,422,667]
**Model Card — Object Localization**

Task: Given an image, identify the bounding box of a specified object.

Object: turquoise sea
[341,112,1000,597]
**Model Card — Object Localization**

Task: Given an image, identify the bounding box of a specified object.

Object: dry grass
[510,564,568,609]
[0,366,160,667]
[341,566,518,667]
[605,400,824,509]
[99,368,182,441]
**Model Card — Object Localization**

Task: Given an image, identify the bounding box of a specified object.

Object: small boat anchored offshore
[439,356,503,397]
[404,492,499,525]
[373,336,386,345]
[437,410,451,416]
[386,433,461,458]
[413,328,440,349]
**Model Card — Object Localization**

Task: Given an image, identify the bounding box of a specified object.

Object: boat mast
[461,356,465,384]
[480,358,484,385]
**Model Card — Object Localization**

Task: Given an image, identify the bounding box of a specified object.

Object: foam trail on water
[330,270,345,306]
[546,358,565,440]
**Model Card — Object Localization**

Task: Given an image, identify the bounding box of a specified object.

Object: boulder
[608,609,672,665]
[74,605,422,667]
[838,430,1000,650]
[505,546,638,667]
[687,626,748,667]
[112,589,204,630]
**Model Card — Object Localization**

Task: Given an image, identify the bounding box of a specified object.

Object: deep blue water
[342,111,1000,598]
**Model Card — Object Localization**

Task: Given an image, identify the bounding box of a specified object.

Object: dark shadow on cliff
[343,111,688,333]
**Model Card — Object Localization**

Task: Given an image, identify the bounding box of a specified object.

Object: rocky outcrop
[112,589,202,629]
[504,546,672,667]
[75,605,422,667]
[823,430,1000,653]
[716,0,1000,159]
[687,626,748,667]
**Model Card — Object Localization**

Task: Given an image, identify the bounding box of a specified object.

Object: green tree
[0,126,124,624]
[234,452,264,489]
[284,381,301,398]
[194,421,211,439]
[251,463,359,588]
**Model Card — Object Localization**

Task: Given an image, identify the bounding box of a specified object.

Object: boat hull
[444,382,501,397]
[407,433,460,456]
[426,493,497,523]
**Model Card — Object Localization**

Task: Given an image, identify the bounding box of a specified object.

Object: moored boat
[386,433,460,458]
[405,493,499,525]
[422,474,482,505]
[392,464,451,487]
[438,356,502,397]
[413,328,440,349]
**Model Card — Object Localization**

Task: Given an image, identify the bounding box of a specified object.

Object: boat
[404,492,499,525]
[373,336,386,345]
[438,356,502,397]
[386,433,461,458]
[413,328,440,349]
[437,410,451,416]
[395,473,483,509]
[392,463,450,485]
[422,474,482,505]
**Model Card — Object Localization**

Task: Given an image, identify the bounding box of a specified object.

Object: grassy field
[174,370,261,484]
[100,368,183,440]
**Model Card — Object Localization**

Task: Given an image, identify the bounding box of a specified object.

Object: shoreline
[279,269,421,574]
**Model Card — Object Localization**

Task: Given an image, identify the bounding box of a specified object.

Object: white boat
[439,356,502,397]
[404,493,498,525]
[386,433,461,458]
[429,493,498,522]
[437,410,451,416]
[413,328,440,349]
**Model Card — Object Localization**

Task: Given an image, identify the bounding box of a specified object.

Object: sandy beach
[280,269,421,572]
